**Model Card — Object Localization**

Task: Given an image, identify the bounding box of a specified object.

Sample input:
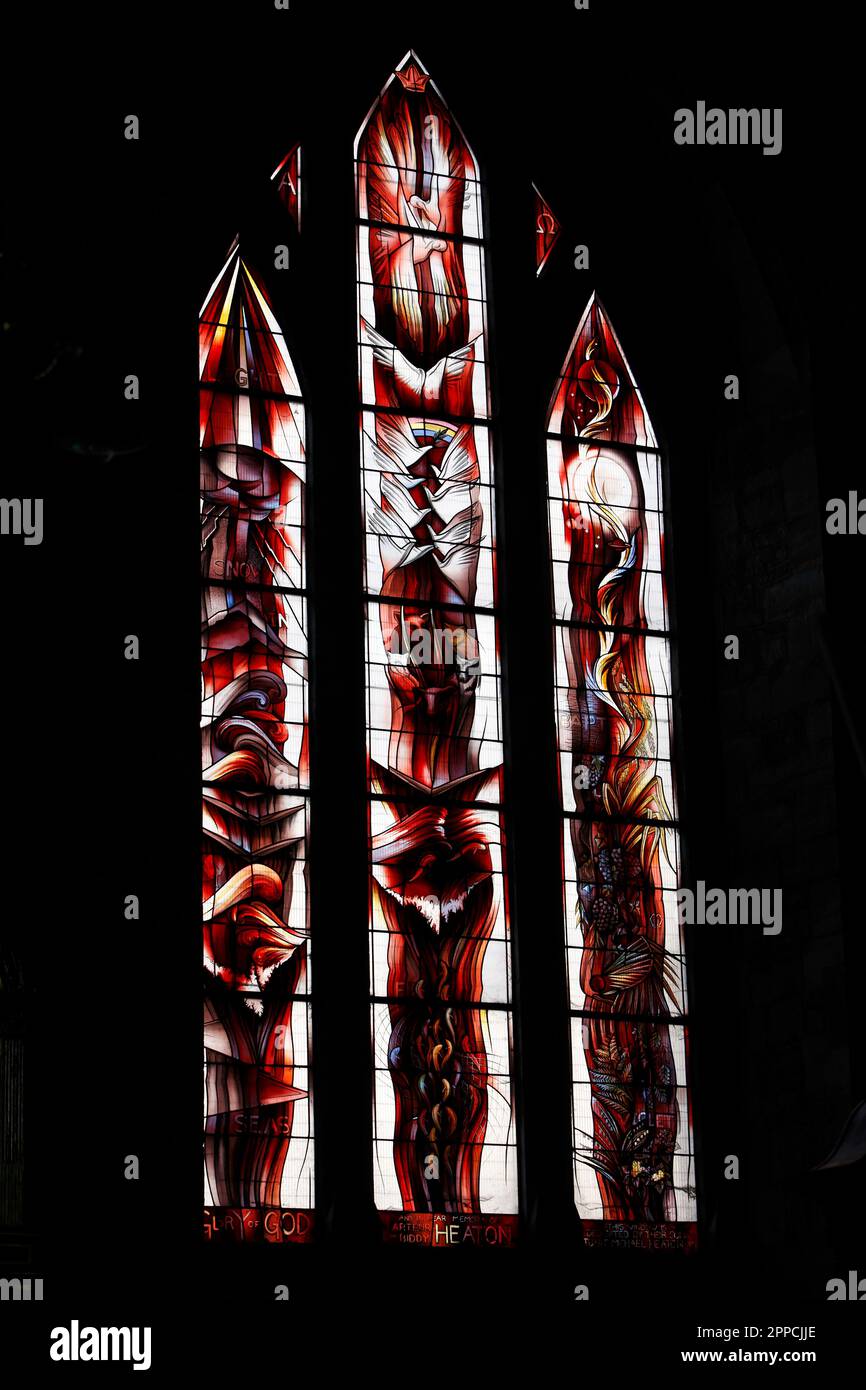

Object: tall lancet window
[547,296,697,1250]
[355,52,518,1245]
[200,245,313,1244]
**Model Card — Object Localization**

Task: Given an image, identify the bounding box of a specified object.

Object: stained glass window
[355,51,519,1246]
[200,244,313,1244]
[546,295,697,1250]
[271,144,302,232]
[533,183,561,277]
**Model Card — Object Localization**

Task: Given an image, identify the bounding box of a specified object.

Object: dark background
[1,0,862,1358]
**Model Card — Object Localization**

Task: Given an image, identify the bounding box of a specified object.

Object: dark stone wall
[691,186,857,1293]
[0,1037,24,1229]
[1,950,26,1250]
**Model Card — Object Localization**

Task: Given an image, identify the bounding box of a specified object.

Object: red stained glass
[547,294,697,1247]
[533,183,561,276]
[356,53,518,1233]
[271,144,302,232]
[201,245,313,1242]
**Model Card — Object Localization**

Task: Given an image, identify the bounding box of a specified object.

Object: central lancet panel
[355,51,518,1245]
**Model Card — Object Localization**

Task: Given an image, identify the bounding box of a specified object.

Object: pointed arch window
[200,247,313,1244]
[546,296,697,1250]
[271,145,302,232]
[355,52,519,1244]
[194,64,703,1258]
[533,184,561,277]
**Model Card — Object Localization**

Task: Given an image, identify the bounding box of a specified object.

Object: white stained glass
[372,1003,402,1209]
[353,159,483,242]
[547,444,665,540]
[478,1009,518,1213]
[361,471,496,609]
[267,400,306,468]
